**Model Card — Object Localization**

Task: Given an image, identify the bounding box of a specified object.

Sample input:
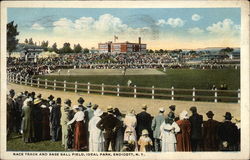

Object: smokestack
[139,37,141,52]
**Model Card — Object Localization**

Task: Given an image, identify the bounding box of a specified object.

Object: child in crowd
[138,129,153,152]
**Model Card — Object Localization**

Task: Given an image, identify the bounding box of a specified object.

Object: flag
[114,35,118,42]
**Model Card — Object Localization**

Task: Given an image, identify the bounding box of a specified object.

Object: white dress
[123,114,138,151]
[160,121,180,152]
[88,116,104,152]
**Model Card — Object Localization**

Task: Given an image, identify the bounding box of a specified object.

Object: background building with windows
[98,37,147,53]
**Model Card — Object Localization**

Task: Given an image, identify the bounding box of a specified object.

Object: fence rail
[7,73,240,103]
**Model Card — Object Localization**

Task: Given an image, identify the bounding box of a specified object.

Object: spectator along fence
[7,74,240,103]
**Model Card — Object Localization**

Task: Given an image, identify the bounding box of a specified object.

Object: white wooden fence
[7,73,240,103]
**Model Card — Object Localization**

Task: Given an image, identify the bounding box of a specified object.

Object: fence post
[75,81,78,93]
[117,84,120,96]
[134,85,137,98]
[64,80,66,92]
[152,86,155,99]
[102,83,104,95]
[214,88,217,103]
[15,76,18,83]
[45,79,47,89]
[171,86,174,100]
[31,78,33,86]
[54,80,56,90]
[37,78,40,87]
[192,87,195,102]
[238,89,240,103]
[20,76,22,85]
[25,77,27,85]
[87,82,90,94]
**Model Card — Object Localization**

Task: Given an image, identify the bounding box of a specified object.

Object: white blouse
[67,111,85,125]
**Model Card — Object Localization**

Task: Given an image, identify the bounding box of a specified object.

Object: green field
[35,69,240,102]
[37,69,240,90]
[7,134,64,151]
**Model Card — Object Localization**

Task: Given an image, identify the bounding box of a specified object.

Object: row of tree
[23,38,89,54]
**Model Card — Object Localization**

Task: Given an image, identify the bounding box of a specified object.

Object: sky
[8,8,241,50]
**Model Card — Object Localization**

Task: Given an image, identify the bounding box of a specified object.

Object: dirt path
[8,83,240,122]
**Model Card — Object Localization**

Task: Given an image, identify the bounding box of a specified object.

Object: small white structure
[127,80,132,87]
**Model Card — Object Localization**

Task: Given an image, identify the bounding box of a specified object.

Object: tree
[41,40,49,51]
[59,42,73,54]
[148,49,154,53]
[73,44,82,53]
[83,48,89,54]
[219,47,234,55]
[24,38,28,44]
[28,38,34,45]
[52,42,58,53]
[159,49,164,53]
[7,21,19,56]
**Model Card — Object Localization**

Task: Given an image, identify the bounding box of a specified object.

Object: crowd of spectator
[7,89,240,152]
[7,53,239,79]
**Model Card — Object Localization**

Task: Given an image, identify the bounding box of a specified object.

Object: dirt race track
[48,68,165,76]
[8,83,240,122]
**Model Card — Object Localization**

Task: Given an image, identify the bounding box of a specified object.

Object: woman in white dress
[88,108,105,152]
[160,112,180,152]
[123,109,138,151]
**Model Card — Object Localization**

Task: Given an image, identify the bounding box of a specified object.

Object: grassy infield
[8,68,240,151]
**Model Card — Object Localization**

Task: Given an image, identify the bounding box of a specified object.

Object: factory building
[98,37,147,53]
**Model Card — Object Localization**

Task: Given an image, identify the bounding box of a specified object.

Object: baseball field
[7,68,240,151]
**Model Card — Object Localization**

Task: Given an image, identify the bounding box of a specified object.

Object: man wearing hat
[7,89,16,138]
[86,102,94,121]
[61,99,75,150]
[169,105,179,121]
[136,104,153,141]
[151,107,165,151]
[189,106,203,151]
[61,99,72,150]
[202,111,220,151]
[50,97,62,141]
[33,98,43,142]
[96,106,120,151]
[218,112,239,151]
[14,92,24,135]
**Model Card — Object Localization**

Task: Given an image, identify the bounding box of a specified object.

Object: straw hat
[159,107,165,112]
[107,106,113,112]
[180,110,189,120]
[142,129,149,135]
[94,108,103,117]
[34,98,42,105]
[73,105,79,110]
[142,104,147,110]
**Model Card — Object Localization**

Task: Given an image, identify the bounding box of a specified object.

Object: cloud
[156,19,166,26]
[188,27,204,34]
[52,14,154,39]
[192,14,201,21]
[156,18,184,28]
[206,18,240,36]
[31,23,45,30]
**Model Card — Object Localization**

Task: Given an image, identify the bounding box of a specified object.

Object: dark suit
[136,111,153,140]
[33,103,43,141]
[50,104,62,141]
[189,113,203,151]
[218,121,239,151]
[203,119,220,151]
[96,113,120,151]
[7,96,16,137]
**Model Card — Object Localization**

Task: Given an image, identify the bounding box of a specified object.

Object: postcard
[0,1,249,160]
